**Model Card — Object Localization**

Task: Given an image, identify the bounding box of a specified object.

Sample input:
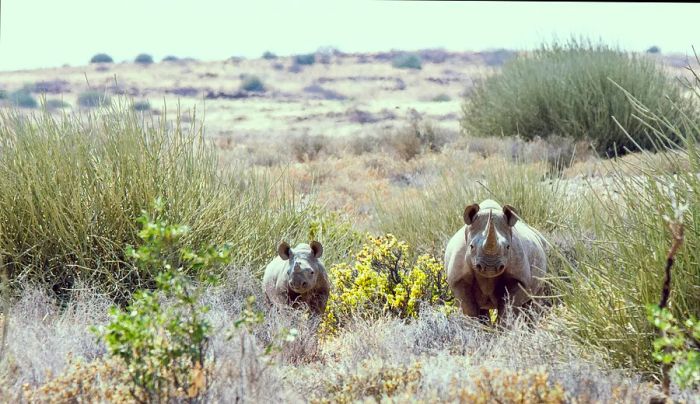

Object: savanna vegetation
[0,41,698,402]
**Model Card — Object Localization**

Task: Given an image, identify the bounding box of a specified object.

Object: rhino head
[277,241,324,294]
[463,203,519,278]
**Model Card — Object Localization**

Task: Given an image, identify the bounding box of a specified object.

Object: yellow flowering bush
[321,234,453,334]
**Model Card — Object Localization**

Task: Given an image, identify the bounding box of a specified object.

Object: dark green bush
[294,53,316,66]
[240,75,265,92]
[0,90,7,100]
[90,53,113,64]
[262,51,277,60]
[9,90,37,108]
[392,53,422,70]
[134,54,154,65]
[162,55,179,62]
[461,39,697,155]
[78,91,111,108]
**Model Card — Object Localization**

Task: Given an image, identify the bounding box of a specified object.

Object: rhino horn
[484,211,499,255]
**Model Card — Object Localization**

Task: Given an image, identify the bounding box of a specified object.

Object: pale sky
[0,1,698,71]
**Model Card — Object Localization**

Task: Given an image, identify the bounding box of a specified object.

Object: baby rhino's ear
[278,242,292,260]
[310,241,323,258]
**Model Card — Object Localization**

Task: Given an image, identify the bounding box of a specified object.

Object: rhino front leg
[450,278,480,317]
[497,280,531,323]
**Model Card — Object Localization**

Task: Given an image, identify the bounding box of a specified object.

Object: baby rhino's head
[277,241,324,294]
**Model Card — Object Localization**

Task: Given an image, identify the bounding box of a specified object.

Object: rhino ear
[277,242,292,260]
[503,205,519,227]
[310,241,323,258]
[463,204,480,225]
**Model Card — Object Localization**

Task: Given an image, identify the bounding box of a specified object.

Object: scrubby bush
[0,89,7,100]
[78,90,111,107]
[0,103,359,302]
[90,53,113,64]
[134,53,154,65]
[262,51,277,60]
[133,100,151,111]
[294,53,316,66]
[647,45,661,54]
[240,75,265,92]
[45,99,70,109]
[551,62,700,375]
[432,94,451,102]
[392,53,422,70]
[162,55,179,62]
[9,90,37,108]
[320,234,453,335]
[461,39,697,155]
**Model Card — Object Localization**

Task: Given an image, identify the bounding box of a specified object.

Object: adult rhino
[445,199,547,321]
[262,241,330,315]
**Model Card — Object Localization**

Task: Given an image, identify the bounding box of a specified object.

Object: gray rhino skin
[445,199,547,320]
[262,241,331,315]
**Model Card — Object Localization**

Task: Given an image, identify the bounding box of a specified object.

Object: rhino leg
[497,280,532,323]
[450,278,480,317]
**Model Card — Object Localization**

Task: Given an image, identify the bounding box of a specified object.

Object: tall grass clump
[461,39,697,156]
[551,59,700,376]
[374,157,573,256]
[0,101,359,302]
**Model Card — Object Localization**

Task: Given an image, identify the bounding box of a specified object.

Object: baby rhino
[445,199,547,322]
[262,241,330,315]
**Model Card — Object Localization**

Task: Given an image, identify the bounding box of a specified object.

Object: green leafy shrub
[461,39,697,155]
[321,234,452,335]
[93,203,230,402]
[392,53,422,70]
[294,53,316,66]
[78,90,111,108]
[551,62,700,374]
[0,103,359,302]
[90,53,113,63]
[240,75,265,92]
[648,305,700,389]
[134,53,154,65]
[9,90,37,108]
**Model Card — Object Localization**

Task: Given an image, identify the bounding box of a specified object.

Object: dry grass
[1,269,682,403]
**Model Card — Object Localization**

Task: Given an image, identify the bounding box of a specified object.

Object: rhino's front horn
[484,211,499,255]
